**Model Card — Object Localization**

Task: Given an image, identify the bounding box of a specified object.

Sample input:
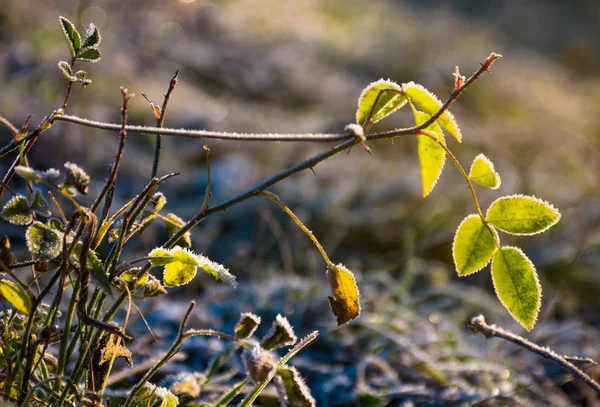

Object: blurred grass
[1,1,599,405]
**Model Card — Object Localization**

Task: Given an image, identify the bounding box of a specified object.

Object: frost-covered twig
[468,315,600,394]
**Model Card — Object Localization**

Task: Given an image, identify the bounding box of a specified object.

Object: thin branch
[200,144,211,215]
[418,129,485,219]
[258,191,334,269]
[151,70,179,178]
[76,210,130,340]
[90,87,133,213]
[468,315,600,394]
[52,54,501,147]
[4,260,38,270]
[0,113,55,200]
[160,54,497,249]
[104,53,499,334]
[61,58,76,110]
[53,114,350,142]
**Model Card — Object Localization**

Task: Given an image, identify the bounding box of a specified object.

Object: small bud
[119,267,148,290]
[483,52,502,71]
[152,192,167,212]
[453,66,465,92]
[235,312,261,340]
[63,162,90,195]
[260,314,297,350]
[15,115,32,142]
[0,235,16,268]
[165,213,191,248]
[34,261,49,272]
[143,274,167,297]
[161,372,203,400]
[141,92,162,119]
[242,346,277,383]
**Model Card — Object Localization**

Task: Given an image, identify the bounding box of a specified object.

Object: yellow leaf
[0,279,32,315]
[326,264,360,326]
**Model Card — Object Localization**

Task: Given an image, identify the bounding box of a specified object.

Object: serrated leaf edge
[355,79,406,125]
[491,246,541,331]
[485,194,561,236]
[1,195,33,225]
[260,314,297,350]
[82,23,101,48]
[419,132,447,197]
[452,214,499,277]
[76,46,101,63]
[469,153,501,189]
[275,366,316,407]
[235,312,261,339]
[59,16,80,57]
[403,81,463,142]
[26,221,62,261]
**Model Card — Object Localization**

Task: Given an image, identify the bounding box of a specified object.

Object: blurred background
[1,0,599,405]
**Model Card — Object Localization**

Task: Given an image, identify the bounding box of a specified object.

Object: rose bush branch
[469,315,600,394]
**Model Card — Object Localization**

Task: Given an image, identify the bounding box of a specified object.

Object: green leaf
[87,250,113,295]
[139,193,167,235]
[73,70,92,87]
[48,218,66,233]
[26,221,62,261]
[165,213,191,248]
[30,190,51,217]
[152,192,167,212]
[14,166,61,184]
[152,246,236,288]
[326,264,361,326]
[57,61,73,78]
[1,195,33,225]
[141,383,179,407]
[469,154,501,189]
[260,314,297,350]
[76,47,101,62]
[275,366,316,407]
[59,16,81,56]
[452,214,498,276]
[108,220,122,244]
[486,195,561,235]
[492,247,540,330]
[356,79,407,126]
[403,82,462,142]
[0,279,32,315]
[120,267,148,290]
[160,391,179,407]
[199,257,237,288]
[413,110,446,197]
[149,247,174,266]
[71,243,113,296]
[81,23,101,48]
[235,312,261,340]
[163,247,199,287]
